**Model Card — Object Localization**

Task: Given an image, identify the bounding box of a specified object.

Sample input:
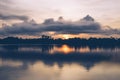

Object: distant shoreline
[0,37,120,47]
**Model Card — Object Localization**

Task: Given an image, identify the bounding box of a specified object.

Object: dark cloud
[0,15,120,37]
[0,0,29,22]
[0,0,29,21]
[81,15,95,21]
[0,14,29,21]
[43,18,55,24]
[42,22,101,34]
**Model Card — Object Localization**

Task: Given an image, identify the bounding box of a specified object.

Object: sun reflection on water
[50,45,75,54]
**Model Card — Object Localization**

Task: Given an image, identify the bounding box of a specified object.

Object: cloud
[0,0,13,13]
[0,14,29,21]
[0,15,120,37]
[0,0,29,22]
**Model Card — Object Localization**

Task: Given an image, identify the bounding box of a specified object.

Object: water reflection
[0,59,120,80]
[51,45,75,54]
[1,44,120,53]
[0,44,120,80]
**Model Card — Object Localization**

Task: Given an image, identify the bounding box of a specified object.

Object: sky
[0,0,120,38]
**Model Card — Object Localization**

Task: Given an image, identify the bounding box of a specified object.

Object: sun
[63,34,69,39]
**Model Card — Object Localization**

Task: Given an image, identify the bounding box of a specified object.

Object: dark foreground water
[0,44,120,80]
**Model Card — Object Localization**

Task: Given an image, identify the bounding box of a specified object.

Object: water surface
[0,44,120,80]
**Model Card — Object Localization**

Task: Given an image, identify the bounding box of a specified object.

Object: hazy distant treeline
[0,36,120,47]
